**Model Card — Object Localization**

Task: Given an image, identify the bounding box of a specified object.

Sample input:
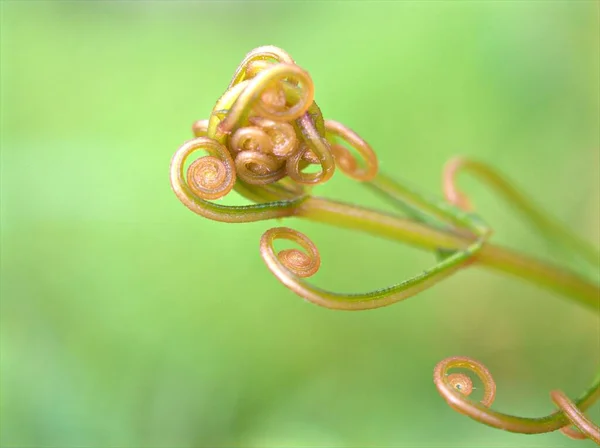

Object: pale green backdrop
[1,1,599,447]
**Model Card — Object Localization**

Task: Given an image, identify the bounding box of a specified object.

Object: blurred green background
[1,1,599,446]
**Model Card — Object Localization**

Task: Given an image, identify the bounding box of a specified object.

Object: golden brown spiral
[234,150,286,185]
[277,247,320,278]
[285,136,335,185]
[434,356,497,413]
[324,120,378,181]
[432,356,600,436]
[178,137,236,200]
[229,126,274,156]
[219,63,314,133]
[447,373,474,397]
[260,227,321,280]
[249,117,299,159]
[175,46,381,208]
[260,83,287,113]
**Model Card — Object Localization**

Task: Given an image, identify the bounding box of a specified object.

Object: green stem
[447,159,600,267]
[297,197,600,312]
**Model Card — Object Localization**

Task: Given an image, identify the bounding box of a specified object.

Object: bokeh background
[1,1,599,446]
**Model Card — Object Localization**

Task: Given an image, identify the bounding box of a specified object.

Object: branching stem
[297,196,600,311]
[170,45,600,442]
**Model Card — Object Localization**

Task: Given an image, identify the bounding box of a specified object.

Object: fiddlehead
[434,356,600,437]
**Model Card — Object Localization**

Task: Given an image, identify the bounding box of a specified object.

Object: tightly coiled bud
[171,46,379,213]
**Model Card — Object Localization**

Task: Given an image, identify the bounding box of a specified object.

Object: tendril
[286,114,336,185]
[434,357,496,414]
[171,46,600,444]
[235,151,286,185]
[173,45,380,218]
[442,157,600,266]
[447,373,475,397]
[229,126,274,156]
[300,145,320,164]
[273,230,321,278]
[177,137,235,200]
[218,64,314,133]
[434,356,600,435]
[170,136,307,223]
[249,116,298,158]
[260,227,472,311]
[325,120,378,181]
[227,45,296,89]
[551,389,600,443]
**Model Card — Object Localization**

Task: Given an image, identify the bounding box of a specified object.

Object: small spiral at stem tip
[230,126,274,156]
[447,373,474,396]
[278,248,320,278]
[325,120,378,182]
[434,356,496,414]
[235,150,286,185]
[433,356,600,437]
[187,156,229,199]
[249,116,299,159]
[176,137,236,201]
[261,227,321,279]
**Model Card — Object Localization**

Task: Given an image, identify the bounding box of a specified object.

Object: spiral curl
[171,46,379,222]
[235,151,286,185]
[434,357,496,413]
[260,227,474,311]
[446,373,475,397]
[171,47,600,443]
[325,120,378,181]
[177,137,236,201]
[434,356,600,437]
[249,117,298,159]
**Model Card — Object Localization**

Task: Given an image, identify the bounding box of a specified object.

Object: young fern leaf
[169,45,600,442]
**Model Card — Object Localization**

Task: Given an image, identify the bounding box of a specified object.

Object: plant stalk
[298,197,599,312]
